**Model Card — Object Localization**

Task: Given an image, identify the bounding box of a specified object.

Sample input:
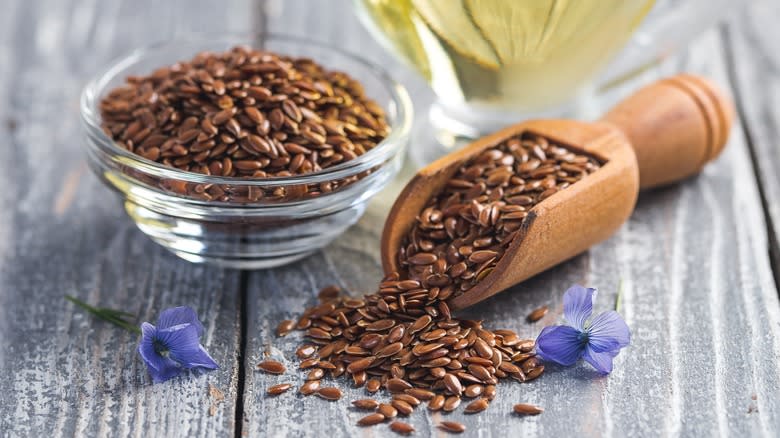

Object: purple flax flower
[138,306,218,383]
[536,285,630,374]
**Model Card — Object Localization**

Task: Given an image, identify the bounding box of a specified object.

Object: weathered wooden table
[2,0,779,436]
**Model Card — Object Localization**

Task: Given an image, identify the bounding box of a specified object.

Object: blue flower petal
[173,345,219,370]
[563,285,596,331]
[155,322,201,360]
[583,346,619,374]
[586,310,631,353]
[536,325,586,366]
[138,322,184,383]
[157,306,204,336]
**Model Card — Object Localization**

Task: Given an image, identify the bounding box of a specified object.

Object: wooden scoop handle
[601,74,735,188]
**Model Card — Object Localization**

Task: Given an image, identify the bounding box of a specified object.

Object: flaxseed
[527,306,549,322]
[389,421,415,435]
[266,383,293,396]
[438,421,466,433]
[99,46,390,203]
[513,403,544,415]
[273,134,598,426]
[257,360,285,374]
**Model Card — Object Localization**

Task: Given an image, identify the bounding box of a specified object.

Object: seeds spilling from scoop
[268,134,599,429]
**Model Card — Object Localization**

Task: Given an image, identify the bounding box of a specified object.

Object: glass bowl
[80,34,413,269]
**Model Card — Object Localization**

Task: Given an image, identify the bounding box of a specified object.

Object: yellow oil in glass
[355,0,655,112]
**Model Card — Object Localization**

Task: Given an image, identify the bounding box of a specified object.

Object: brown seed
[387,325,405,343]
[407,253,438,265]
[513,403,544,415]
[353,370,368,387]
[299,358,318,369]
[267,383,293,396]
[409,315,432,334]
[439,421,466,433]
[347,356,375,374]
[464,384,484,398]
[386,378,413,393]
[391,399,414,416]
[366,319,396,332]
[412,342,445,356]
[366,378,381,393]
[296,344,317,359]
[244,107,266,125]
[389,421,415,435]
[443,395,461,412]
[525,366,545,381]
[393,394,421,407]
[276,319,295,336]
[306,327,331,340]
[527,305,549,322]
[428,394,445,411]
[484,385,497,401]
[473,338,494,359]
[468,250,498,264]
[406,388,435,400]
[307,368,325,380]
[517,339,536,352]
[430,367,447,378]
[357,413,386,426]
[443,373,463,395]
[318,284,341,300]
[467,364,492,382]
[377,342,404,358]
[378,403,398,418]
[316,386,342,400]
[351,399,377,411]
[257,360,285,374]
[299,380,320,395]
[464,398,489,414]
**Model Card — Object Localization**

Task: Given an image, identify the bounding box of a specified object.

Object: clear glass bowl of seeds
[80,34,413,268]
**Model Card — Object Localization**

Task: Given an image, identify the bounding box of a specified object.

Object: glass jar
[81,34,413,269]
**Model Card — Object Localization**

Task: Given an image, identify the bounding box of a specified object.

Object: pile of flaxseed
[258,134,600,434]
[99,46,389,202]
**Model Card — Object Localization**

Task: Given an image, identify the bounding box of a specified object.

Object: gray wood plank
[725,0,780,284]
[0,0,250,436]
[242,1,780,436]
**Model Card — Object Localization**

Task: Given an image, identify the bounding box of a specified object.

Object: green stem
[65,295,141,334]
[615,279,624,313]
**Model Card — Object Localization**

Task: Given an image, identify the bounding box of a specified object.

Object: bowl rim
[80,32,413,187]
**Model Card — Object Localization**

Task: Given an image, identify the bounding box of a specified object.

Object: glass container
[81,34,413,269]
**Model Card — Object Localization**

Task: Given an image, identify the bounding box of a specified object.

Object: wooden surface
[1,0,780,437]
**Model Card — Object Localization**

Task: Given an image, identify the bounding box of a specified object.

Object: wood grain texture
[725,0,780,284]
[242,1,780,437]
[0,0,249,436]
[2,0,780,437]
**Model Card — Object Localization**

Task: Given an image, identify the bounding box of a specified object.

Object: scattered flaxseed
[438,421,466,433]
[357,413,386,426]
[257,360,285,374]
[315,386,343,401]
[352,399,379,410]
[513,403,544,415]
[266,383,293,396]
[389,421,415,435]
[527,306,549,322]
[276,319,295,336]
[271,134,598,426]
[464,398,489,414]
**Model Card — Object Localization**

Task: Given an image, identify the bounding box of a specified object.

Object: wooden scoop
[381,74,735,310]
